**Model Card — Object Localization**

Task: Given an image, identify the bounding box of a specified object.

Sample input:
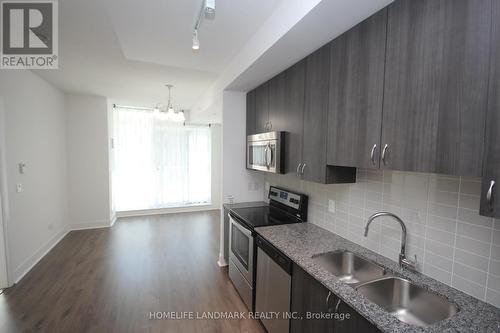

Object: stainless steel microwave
[247,132,285,174]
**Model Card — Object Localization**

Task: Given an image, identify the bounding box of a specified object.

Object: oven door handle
[229,215,252,237]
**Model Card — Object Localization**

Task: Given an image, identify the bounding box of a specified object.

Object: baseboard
[217,252,228,267]
[110,213,117,227]
[117,205,220,218]
[70,219,112,231]
[12,227,70,283]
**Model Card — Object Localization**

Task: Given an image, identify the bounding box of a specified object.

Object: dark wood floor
[0,211,265,333]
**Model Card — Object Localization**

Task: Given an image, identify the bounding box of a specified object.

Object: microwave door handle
[264,145,268,167]
[264,144,271,168]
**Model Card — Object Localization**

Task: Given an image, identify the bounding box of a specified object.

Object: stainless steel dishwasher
[255,235,292,333]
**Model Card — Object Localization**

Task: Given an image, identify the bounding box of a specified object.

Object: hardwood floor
[0,211,266,333]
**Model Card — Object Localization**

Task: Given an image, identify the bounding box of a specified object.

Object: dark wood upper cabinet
[327,9,387,169]
[302,45,331,183]
[381,0,491,176]
[254,82,270,134]
[284,60,306,176]
[268,71,286,132]
[480,1,500,218]
[246,89,256,135]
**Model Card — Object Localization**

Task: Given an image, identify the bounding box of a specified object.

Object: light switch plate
[16,183,23,193]
[328,200,336,213]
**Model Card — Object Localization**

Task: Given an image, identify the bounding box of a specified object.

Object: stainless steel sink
[311,250,386,285]
[356,276,458,327]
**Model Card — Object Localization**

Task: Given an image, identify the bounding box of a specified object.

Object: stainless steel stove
[227,186,308,311]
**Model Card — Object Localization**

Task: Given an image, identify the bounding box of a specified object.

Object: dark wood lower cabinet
[291,265,334,333]
[290,265,380,333]
[334,301,380,333]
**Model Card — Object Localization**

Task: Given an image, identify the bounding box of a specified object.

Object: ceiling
[35,0,283,111]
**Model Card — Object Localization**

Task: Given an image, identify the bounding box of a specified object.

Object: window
[113,107,211,211]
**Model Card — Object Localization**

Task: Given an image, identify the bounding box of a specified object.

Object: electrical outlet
[328,200,336,213]
[16,183,23,193]
[248,182,259,191]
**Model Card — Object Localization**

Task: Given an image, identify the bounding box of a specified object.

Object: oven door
[247,140,277,173]
[229,214,254,284]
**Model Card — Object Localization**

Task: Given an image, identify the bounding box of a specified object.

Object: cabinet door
[334,300,381,333]
[327,9,387,169]
[382,0,491,176]
[255,82,270,134]
[284,60,306,176]
[268,71,286,132]
[302,44,330,183]
[480,1,500,217]
[246,90,257,135]
[290,265,334,333]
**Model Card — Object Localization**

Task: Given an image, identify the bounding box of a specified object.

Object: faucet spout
[364,212,416,270]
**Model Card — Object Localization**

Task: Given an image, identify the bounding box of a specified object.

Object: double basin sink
[312,250,458,327]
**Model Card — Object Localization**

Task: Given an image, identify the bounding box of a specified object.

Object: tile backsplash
[264,169,500,308]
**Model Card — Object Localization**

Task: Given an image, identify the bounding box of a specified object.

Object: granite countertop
[255,223,500,333]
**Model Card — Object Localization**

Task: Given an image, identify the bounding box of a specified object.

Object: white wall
[0,97,10,287]
[211,124,222,208]
[0,71,69,283]
[107,100,116,223]
[222,91,263,204]
[66,94,112,229]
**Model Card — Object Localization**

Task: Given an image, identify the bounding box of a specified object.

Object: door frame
[0,97,12,287]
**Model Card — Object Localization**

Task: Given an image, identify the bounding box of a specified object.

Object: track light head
[192,30,200,50]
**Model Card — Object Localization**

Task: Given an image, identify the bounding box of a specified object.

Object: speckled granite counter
[255,223,500,333]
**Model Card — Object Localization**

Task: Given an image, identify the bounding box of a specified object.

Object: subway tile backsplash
[264,169,500,308]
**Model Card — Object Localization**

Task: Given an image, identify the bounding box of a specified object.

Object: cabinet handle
[301,163,307,174]
[334,298,341,313]
[381,144,389,165]
[296,163,302,177]
[326,291,332,309]
[370,144,377,165]
[487,180,496,209]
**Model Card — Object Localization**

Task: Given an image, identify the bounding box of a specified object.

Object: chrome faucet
[364,212,417,271]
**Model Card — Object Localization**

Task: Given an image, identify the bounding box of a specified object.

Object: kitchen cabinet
[480,1,500,218]
[302,45,356,183]
[381,0,491,176]
[246,72,287,135]
[290,264,380,333]
[334,300,380,333]
[302,45,330,182]
[290,265,334,333]
[283,60,306,176]
[254,82,270,134]
[268,71,286,132]
[327,9,387,169]
[246,90,256,135]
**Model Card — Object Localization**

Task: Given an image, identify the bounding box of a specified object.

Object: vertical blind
[113,107,211,211]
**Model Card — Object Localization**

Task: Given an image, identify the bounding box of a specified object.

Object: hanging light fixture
[157,85,185,123]
[192,29,200,50]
